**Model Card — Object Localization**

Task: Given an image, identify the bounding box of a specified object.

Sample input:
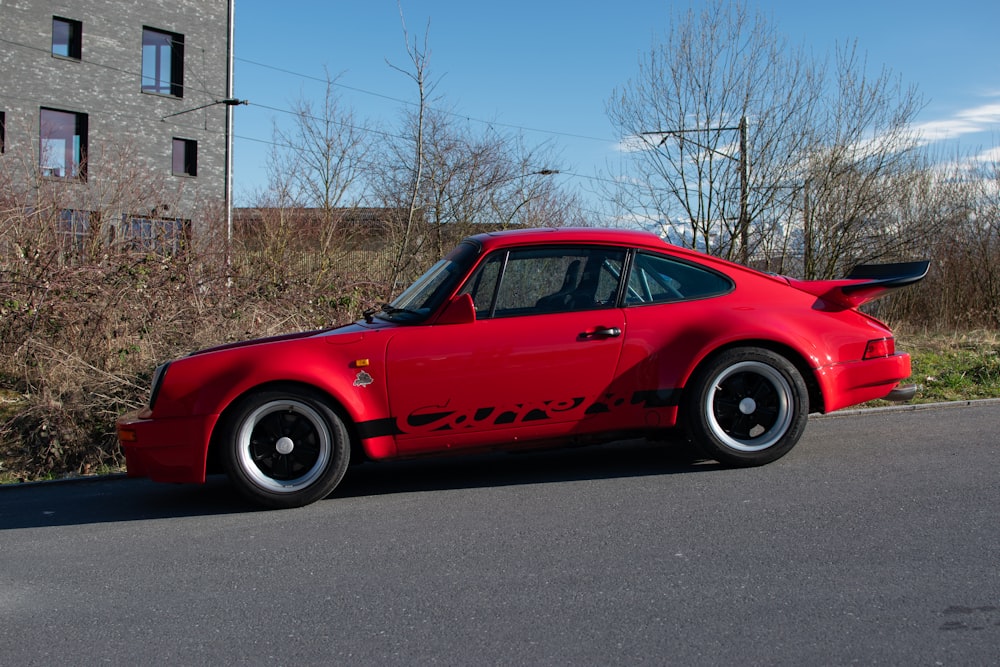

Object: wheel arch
[683,339,825,416]
[206,380,368,475]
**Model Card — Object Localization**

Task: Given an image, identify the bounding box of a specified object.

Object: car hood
[187,320,390,357]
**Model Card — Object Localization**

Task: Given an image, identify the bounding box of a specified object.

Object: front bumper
[117,410,218,484]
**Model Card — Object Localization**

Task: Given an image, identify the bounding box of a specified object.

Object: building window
[52,17,83,60]
[58,209,92,257]
[142,27,184,97]
[172,138,197,176]
[39,108,88,179]
[122,215,189,254]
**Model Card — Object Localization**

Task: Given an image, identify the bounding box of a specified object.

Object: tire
[684,347,808,467]
[221,387,351,508]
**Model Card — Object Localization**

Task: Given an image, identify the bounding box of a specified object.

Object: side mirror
[435,293,476,325]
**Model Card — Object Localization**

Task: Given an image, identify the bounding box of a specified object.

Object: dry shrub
[0,206,387,481]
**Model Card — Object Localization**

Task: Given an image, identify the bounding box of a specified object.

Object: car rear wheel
[685,347,808,466]
[221,387,351,508]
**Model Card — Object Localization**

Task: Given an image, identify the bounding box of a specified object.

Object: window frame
[39,107,88,180]
[51,16,83,61]
[141,27,184,97]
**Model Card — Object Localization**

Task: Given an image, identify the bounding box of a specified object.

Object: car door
[385,245,628,454]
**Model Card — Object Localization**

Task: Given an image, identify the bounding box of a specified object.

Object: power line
[0,36,223,101]
[0,37,618,199]
[2,85,613,192]
[1,27,621,148]
[235,57,616,144]
[246,101,410,144]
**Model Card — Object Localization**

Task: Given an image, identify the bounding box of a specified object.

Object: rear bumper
[818,353,913,413]
[117,410,217,484]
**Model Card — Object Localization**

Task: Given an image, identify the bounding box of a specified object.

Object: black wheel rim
[236,399,332,492]
[704,360,793,451]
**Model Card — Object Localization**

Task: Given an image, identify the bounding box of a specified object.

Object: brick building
[0,0,234,251]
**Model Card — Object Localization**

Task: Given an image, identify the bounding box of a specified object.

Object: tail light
[863,338,895,360]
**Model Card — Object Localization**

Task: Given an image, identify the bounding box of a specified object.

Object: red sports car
[117,228,928,508]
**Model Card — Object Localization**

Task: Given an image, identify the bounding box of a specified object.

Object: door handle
[579,326,621,340]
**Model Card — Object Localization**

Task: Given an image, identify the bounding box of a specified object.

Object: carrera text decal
[354,388,681,439]
[401,397,587,434]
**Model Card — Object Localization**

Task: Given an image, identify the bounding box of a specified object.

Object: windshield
[377,240,481,323]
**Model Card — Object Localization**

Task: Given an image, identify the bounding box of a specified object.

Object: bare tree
[372,103,585,287]
[251,68,377,292]
[381,6,434,294]
[397,109,577,236]
[270,68,372,215]
[375,9,584,293]
[799,43,927,277]
[607,0,926,275]
[607,0,819,261]
[946,154,1000,326]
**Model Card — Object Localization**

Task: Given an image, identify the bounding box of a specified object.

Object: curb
[811,397,1000,419]
[0,472,128,490]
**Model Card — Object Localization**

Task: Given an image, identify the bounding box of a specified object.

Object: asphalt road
[2,402,999,665]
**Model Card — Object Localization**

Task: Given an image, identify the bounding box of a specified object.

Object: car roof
[465,227,782,285]
[468,226,669,252]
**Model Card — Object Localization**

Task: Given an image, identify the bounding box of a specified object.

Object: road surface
[2,402,999,664]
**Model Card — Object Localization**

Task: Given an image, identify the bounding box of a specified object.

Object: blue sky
[232,0,1000,206]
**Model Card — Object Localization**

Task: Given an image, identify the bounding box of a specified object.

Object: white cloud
[913,119,982,143]
[973,145,1000,164]
[914,102,1000,144]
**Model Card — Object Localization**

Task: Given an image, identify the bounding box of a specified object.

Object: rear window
[625,252,733,304]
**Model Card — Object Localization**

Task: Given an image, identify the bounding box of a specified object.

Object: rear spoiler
[788,260,930,309]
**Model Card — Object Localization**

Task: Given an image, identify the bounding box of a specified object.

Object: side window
[172,138,197,176]
[626,252,733,305]
[142,27,184,97]
[461,246,626,318]
[52,17,83,60]
[39,107,88,179]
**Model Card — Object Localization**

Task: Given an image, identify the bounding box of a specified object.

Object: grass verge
[893,328,1000,404]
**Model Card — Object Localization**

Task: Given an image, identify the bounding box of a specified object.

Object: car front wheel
[685,347,808,466]
[221,387,351,508]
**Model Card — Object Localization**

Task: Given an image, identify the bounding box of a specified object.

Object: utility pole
[738,115,749,264]
[226,0,236,270]
[641,115,750,262]
[803,177,812,279]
